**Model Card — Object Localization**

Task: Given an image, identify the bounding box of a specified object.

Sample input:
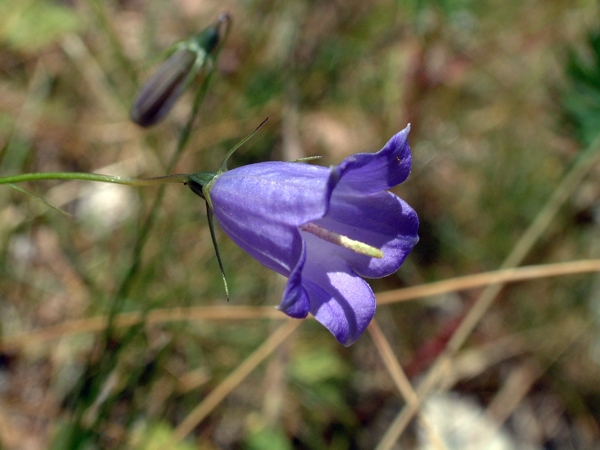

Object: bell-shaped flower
[188,125,419,345]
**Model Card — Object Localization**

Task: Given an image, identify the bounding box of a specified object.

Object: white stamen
[300,222,383,259]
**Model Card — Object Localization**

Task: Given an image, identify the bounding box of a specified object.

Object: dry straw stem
[375,133,600,450]
[368,320,447,450]
[370,320,585,448]
[490,320,589,424]
[2,259,600,352]
[173,320,301,441]
[477,319,590,448]
[0,306,283,352]
[377,259,600,304]
[441,317,589,390]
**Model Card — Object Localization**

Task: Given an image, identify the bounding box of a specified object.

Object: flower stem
[0,172,191,187]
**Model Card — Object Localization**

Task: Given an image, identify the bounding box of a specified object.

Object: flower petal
[211,162,330,276]
[214,210,304,276]
[302,235,376,345]
[315,190,419,278]
[278,242,310,318]
[329,125,412,195]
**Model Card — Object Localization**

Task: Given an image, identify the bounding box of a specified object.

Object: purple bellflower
[188,125,419,345]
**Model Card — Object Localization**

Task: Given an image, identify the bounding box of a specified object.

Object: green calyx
[185,117,267,302]
[187,171,217,206]
[186,117,269,202]
[190,13,230,56]
[190,25,219,55]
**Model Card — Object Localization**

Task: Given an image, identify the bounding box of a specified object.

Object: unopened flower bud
[130,47,197,127]
[130,14,230,127]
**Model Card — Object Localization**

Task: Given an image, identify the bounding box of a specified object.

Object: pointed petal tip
[389,124,411,151]
[277,243,310,318]
[275,302,309,319]
[278,287,310,318]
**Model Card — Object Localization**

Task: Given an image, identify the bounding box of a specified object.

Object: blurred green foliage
[0,1,81,52]
[564,32,600,146]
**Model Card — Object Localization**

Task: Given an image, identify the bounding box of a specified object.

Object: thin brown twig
[376,259,600,304]
[479,320,591,447]
[0,306,285,352]
[3,259,600,352]
[368,320,446,450]
[173,320,301,441]
[439,317,587,390]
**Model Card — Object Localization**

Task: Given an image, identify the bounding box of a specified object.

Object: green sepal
[187,171,229,300]
[189,23,220,56]
[187,172,217,199]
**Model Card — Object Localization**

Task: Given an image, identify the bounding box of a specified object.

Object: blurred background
[2,0,600,448]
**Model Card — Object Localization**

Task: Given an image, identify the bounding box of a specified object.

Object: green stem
[0,172,191,186]
[104,38,224,328]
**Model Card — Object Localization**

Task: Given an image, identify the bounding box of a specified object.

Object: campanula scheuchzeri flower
[188,125,419,345]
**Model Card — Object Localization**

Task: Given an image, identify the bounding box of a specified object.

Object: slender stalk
[103,30,227,332]
[0,172,191,186]
[174,320,301,441]
[8,183,75,219]
[206,202,230,301]
[106,65,218,315]
[86,0,139,88]
[57,14,229,449]
[64,21,230,444]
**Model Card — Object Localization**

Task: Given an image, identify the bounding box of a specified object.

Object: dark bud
[130,14,230,127]
[130,47,197,127]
